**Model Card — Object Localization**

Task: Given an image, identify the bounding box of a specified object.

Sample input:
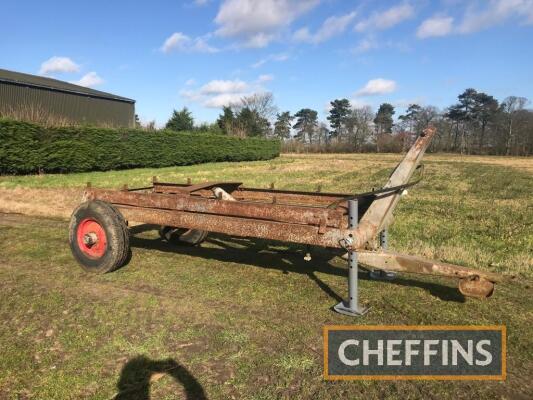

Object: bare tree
[236,92,278,121]
[345,106,373,151]
[501,96,528,155]
[317,122,329,145]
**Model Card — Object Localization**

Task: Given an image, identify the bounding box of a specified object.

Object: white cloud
[458,0,533,34]
[349,98,372,108]
[199,79,248,95]
[352,36,379,54]
[160,32,219,53]
[214,0,320,47]
[181,77,273,108]
[185,78,196,86]
[252,52,290,68]
[203,93,246,108]
[416,16,454,38]
[71,72,104,88]
[355,3,414,32]
[258,74,274,83]
[292,27,311,42]
[180,89,204,103]
[39,56,80,75]
[161,32,189,52]
[351,37,411,55]
[417,0,533,39]
[293,11,357,44]
[356,78,397,96]
[192,37,219,53]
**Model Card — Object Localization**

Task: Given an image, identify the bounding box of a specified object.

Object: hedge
[0,119,280,174]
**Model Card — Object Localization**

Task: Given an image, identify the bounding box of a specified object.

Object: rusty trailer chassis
[75,127,504,316]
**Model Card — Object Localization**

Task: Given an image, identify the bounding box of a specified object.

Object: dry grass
[0,188,81,219]
[0,104,73,127]
[0,153,531,279]
[285,153,533,173]
[0,104,128,128]
[0,153,532,399]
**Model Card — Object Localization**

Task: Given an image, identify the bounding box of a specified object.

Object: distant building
[0,68,135,127]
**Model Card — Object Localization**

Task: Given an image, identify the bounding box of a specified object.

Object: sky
[1,0,532,126]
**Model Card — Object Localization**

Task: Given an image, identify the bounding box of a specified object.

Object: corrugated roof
[0,68,135,103]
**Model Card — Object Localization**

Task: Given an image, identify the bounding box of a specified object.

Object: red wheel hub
[77,218,107,258]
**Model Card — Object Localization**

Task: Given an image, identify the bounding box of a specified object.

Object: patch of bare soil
[0,187,81,219]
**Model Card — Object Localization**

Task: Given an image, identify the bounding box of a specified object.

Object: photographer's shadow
[115,356,207,400]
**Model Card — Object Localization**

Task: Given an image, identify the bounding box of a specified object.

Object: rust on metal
[152,181,348,207]
[357,251,503,282]
[458,276,495,299]
[80,126,506,297]
[116,205,344,248]
[154,181,243,195]
[85,187,347,229]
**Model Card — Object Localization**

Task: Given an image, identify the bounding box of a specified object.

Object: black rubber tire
[69,201,130,273]
[159,226,208,246]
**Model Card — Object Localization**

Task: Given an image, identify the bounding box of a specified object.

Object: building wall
[0,82,135,127]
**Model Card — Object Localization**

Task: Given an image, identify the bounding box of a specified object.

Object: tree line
[160,89,532,155]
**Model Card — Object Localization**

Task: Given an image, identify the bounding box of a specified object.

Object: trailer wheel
[159,226,208,246]
[69,201,130,273]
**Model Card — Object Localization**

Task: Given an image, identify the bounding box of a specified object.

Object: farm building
[0,68,135,127]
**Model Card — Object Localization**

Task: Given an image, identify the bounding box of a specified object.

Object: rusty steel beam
[346,127,436,249]
[233,191,345,206]
[357,250,504,282]
[87,188,346,229]
[356,250,504,298]
[153,181,348,207]
[154,181,243,194]
[116,206,345,248]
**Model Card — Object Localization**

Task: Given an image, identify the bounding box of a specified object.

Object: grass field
[0,153,532,399]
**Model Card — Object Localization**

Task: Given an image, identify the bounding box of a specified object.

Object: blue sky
[1,0,532,125]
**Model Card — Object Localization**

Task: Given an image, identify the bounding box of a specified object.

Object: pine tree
[327,99,351,139]
[293,108,318,143]
[165,107,194,131]
[374,103,395,134]
[274,111,293,139]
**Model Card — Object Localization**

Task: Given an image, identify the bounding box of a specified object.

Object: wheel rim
[77,218,107,258]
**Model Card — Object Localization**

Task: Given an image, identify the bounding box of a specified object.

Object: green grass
[0,153,532,399]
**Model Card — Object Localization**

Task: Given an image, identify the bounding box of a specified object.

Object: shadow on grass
[128,230,465,304]
[115,356,206,400]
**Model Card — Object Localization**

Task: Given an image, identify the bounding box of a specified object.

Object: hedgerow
[0,119,280,174]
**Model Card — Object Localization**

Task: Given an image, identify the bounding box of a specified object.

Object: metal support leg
[370,229,398,281]
[334,200,369,316]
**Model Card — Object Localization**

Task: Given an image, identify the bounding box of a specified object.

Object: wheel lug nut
[83,232,97,246]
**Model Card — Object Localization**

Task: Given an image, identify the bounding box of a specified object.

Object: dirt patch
[0,187,81,219]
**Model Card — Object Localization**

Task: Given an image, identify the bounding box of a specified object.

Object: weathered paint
[81,126,506,297]
[357,250,503,282]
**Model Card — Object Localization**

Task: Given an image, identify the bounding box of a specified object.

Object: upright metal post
[370,229,398,280]
[334,199,368,316]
